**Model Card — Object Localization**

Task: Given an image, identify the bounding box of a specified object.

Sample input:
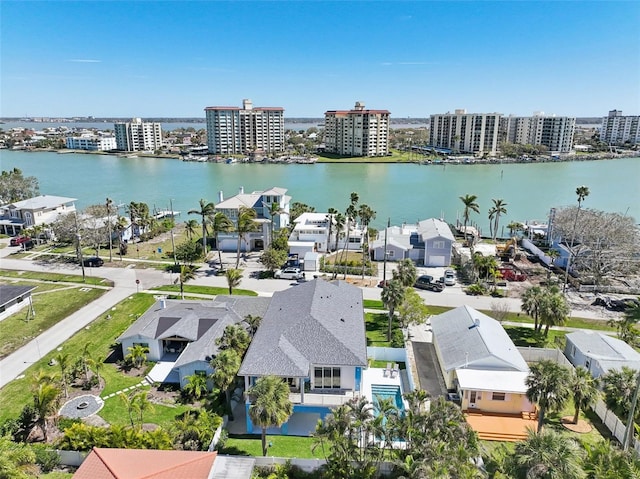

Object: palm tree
[225,268,243,295]
[521,286,545,332]
[459,194,480,252]
[539,287,570,336]
[490,198,508,241]
[381,279,406,342]
[358,203,376,278]
[601,366,637,420]
[86,353,105,388]
[510,428,585,479]
[176,264,196,299]
[335,193,359,279]
[216,324,251,355]
[393,259,418,287]
[266,201,285,247]
[184,219,199,241]
[235,206,259,268]
[248,376,293,456]
[571,366,598,425]
[115,216,129,260]
[33,382,60,442]
[211,349,241,420]
[564,185,590,292]
[55,352,70,398]
[488,206,497,240]
[188,199,215,255]
[333,212,346,253]
[244,314,262,338]
[119,391,137,428]
[210,211,233,269]
[526,360,572,432]
[507,221,524,237]
[183,373,208,401]
[326,207,338,252]
[132,390,153,428]
[126,344,149,369]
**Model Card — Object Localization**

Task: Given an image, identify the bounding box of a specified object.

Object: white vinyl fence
[367,346,416,391]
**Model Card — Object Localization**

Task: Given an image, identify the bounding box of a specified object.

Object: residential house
[73,447,255,479]
[117,296,270,387]
[565,331,640,378]
[288,212,364,255]
[0,285,36,321]
[238,279,368,435]
[430,306,534,415]
[214,186,290,251]
[371,218,454,266]
[0,195,77,235]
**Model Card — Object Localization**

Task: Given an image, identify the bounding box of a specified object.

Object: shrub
[466,283,487,296]
[391,329,405,348]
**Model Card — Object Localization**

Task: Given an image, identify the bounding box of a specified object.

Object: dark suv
[83,257,104,267]
[414,275,444,292]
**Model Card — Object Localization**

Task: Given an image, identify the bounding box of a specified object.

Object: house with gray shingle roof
[214,186,291,251]
[565,330,640,378]
[238,278,368,434]
[117,296,270,387]
[0,285,36,321]
[0,195,77,235]
[431,306,534,415]
[371,218,454,266]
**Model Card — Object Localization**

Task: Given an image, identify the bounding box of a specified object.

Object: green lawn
[221,435,322,459]
[0,282,108,359]
[365,312,398,347]
[152,284,258,296]
[0,269,112,286]
[504,326,567,348]
[363,299,385,310]
[0,294,156,423]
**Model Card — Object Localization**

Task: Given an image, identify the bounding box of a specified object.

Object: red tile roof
[73,448,217,479]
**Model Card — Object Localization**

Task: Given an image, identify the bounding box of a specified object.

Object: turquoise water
[1,149,637,232]
[371,384,405,413]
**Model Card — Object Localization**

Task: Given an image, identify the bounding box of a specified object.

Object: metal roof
[567,330,640,362]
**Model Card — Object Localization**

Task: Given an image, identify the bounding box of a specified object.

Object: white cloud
[67,59,102,63]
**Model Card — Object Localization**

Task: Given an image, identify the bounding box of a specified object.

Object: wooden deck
[464,411,538,442]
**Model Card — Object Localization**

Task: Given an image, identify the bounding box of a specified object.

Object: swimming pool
[371,384,405,413]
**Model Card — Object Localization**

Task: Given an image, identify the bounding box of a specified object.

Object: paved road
[0,243,620,389]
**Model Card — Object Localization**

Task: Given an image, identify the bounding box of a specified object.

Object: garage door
[426,255,446,267]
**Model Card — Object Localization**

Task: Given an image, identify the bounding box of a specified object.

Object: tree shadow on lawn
[505,327,549,347]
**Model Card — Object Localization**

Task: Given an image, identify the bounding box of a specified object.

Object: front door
[469,391,477,408]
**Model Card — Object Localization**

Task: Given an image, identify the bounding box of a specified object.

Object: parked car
[10,236,31,246]
[274,267,304,280]
[83,257,104,267]
[443,269,456,286]
[414,275,444,292]
[377,280,390,288]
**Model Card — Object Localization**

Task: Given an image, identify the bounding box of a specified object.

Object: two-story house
[371,218,454,266]
[238,279,368,435]
[0,195,77,236]
[288,212,364,255]
[214,186,290,251]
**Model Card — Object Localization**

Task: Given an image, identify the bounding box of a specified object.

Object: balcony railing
[289,390,356,406]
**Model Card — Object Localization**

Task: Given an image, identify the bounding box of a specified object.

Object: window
[433,240,445,249]
[133,342,149,349]
[492,392,506,401]
[314,367,341,389]
[194,370,207,377]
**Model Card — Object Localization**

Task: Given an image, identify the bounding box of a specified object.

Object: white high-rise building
[429,110,502,156]
[66,135,116,151]
[600,110,640,145]
[114,118,163,152]
[324,102,390,157]
[205,99,285,155]
[501,113,576,153]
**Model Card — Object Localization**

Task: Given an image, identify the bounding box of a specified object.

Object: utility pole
[169,198,177,267]
[74,212,86,282]
[623,372,640,451]
[106,198,113,263]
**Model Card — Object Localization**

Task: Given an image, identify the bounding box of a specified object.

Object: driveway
[411,341,448,398]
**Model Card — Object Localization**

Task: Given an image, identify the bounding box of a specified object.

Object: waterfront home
[116,296,270,387]
[564,330,640,378]
[214,186,290,251]
[287,211,364,255]
[430,306,534,416]
[238,278,368,435]
[0,194,76,236]
[371,218,454,266]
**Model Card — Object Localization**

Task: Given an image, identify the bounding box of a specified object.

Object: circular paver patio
[59,394,104,419]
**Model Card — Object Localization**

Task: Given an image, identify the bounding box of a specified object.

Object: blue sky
[2,1,639,118]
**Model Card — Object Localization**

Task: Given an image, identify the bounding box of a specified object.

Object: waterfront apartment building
[429,110,501,156]
[600,110,640,145]
[324,102,390,157]
[501,113,576,153]
[114,118,163,152]
[65,135,116,151]
[204,99,285,155]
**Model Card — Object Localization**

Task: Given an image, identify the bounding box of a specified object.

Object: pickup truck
[414,275,444,292]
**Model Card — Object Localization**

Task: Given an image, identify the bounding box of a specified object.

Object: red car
[10,236,31,246]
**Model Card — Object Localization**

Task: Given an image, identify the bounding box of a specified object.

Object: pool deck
[362,368,404,406]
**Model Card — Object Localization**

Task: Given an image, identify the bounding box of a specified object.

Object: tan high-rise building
[205,99,285,155]
[324,102,390,157]
[501,112,575,153]
[114,118,163,152]
[600,110,640,146]
[429,110,501,156]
